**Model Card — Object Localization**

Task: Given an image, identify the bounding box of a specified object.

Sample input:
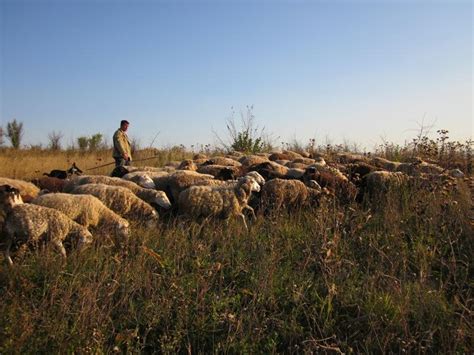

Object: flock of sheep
[0,149,467,265]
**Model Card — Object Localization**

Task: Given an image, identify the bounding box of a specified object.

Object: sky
[0,0,472,150]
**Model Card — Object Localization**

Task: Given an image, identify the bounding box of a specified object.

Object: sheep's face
[116,220,130,239]
[13,192,24,205]
[307,180,322,191]
[154,191,172,209]
[137,176,156,189]
[75,229,93,249]
[247,178,261,193]
[0,185,23,208]
[246,171,265,186]
[449,169,464,178]
[145,210,159,228]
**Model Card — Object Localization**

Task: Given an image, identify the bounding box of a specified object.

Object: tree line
[0,119,108,151]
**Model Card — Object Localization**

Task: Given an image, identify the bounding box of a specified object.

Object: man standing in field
[113,120,132,167]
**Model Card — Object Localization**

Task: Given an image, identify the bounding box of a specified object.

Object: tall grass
[0,147,194,179]
[0,152,472,352]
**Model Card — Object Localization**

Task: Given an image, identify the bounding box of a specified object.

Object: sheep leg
[238,213,248,231]
[4,241,13,266]
[243,205,257,221]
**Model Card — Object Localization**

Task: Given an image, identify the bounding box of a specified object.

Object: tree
[77,133,105,151]
[6,119,24,148]
[0,126,4,146]
[88,133,103,151]
[48,131,63,150]
[77,136,89,151]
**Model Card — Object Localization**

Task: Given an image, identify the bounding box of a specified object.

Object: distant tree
[88,133,103,151]
[6,119,24,149]
[48,131,63,150]
[77,133,105,151]
[0,126,4,146]
[77,136,89,151]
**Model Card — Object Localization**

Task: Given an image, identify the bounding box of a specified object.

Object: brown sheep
[336,153,369,164]
[202,157,242,167]
[247,161,289,180]
[177,159,198,171]
[32,176,67,193]
[260,178,321,211]
[238,155,270,167]
[286,162,311,170]
[292,157,316,165]
[154,171,215,204]
[370,157,401,171]
[282,150,304,159]
[193,153,208,160]
[269,152,293,161]
[303,166,357,204]
[358,171,409,202]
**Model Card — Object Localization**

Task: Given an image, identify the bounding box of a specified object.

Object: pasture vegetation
[0,133,472,353]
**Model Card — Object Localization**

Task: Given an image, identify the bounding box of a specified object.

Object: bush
[215,106,273,153]
[6,119,24,149]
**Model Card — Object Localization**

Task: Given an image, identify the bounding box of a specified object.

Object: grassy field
[0,146,472,353]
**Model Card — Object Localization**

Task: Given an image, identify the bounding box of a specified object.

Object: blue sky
[1,0,472,150]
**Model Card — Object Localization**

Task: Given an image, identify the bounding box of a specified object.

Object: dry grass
[0,147,194,180]
[0,145,472,353]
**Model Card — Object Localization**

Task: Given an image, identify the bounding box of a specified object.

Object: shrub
[215,106,273,153]
[6,119,24,149]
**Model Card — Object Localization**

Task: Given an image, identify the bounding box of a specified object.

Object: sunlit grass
[0,142,472,352]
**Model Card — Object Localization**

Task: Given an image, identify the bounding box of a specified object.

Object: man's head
[120,120,130,131]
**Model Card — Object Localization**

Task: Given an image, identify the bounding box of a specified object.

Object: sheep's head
[178,159,198,171]
[307,180,322,191]
[152,191,172,209]
[239,176,261,193]
[145,209,160,228]
[246,171,265,186]
[0,185,24,208]
[135,175,156,189]
[116,219,130,240]
[449,169,464,178]
[73,227,93,250]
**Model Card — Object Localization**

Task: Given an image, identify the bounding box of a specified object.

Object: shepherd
[113,120,132,167]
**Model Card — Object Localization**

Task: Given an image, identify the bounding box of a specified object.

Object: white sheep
[177,175,261,229]
[193,171,266,188]
[32,193,130,241]
[70,183,160,227]
[64,175,171,209]
[2,203,93,265]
